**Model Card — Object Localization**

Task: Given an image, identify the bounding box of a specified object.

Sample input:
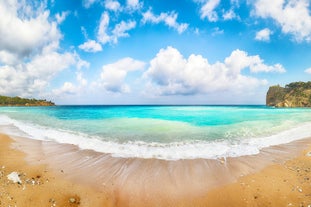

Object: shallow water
[1,105,311,159]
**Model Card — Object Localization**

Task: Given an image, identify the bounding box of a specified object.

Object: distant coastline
[0,95,55,106]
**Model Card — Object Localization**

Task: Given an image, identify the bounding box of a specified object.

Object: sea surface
[0,105,311,160]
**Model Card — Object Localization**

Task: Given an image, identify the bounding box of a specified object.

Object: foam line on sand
[2,134,311,206]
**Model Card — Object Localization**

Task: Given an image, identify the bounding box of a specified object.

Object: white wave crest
[1,114,311,160]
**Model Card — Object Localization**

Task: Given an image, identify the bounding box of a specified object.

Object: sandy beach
[2,0,311,206]
[0,134,107,206]
[1,133,311,206]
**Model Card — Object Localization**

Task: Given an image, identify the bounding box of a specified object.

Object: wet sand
[1,133,311,206]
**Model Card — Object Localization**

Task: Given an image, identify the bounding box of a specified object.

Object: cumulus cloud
[253,0,311,42]
[104,0,121,12]
[0,51,76,97]
[255,28,272,42]
[0,0,60,65]
[142,9,189,34]
[0,0,87,97]
[305,68,311,74]
[100,58,145,93]
[97,12,136,44]
[53,82,77,96]
[53,71,88,96]
[0,51,18,66]
[143,47,285,96]
[79,40,103,53]
[225,50,285,73]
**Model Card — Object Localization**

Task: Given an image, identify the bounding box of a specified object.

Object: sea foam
[1,114,311,160]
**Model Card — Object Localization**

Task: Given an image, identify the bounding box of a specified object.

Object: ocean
[1,105,311,160]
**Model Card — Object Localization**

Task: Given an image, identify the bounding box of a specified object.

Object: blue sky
[0,0,311,104]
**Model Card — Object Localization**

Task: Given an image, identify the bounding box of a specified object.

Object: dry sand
[0,134,108,207]
[1,133,311,207]
[205,148,311,207]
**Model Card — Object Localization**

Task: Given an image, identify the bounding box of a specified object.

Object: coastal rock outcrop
[266,81,311,107]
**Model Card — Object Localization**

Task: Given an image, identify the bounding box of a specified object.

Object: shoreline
[1,134,311,206]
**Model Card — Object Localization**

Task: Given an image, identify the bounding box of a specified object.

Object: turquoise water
[0,105,311,159]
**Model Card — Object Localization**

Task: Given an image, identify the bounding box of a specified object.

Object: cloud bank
[0,0,86,97]
[100,57,145,93]
[253,0,311,42]
[144,46,285,96]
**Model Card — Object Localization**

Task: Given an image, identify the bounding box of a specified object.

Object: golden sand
[1,133,311,206]
[0,134,107,206]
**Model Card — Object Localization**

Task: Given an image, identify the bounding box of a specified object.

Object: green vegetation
[285,81,311,90]
[0,95,55,106]
[266,81,311,107]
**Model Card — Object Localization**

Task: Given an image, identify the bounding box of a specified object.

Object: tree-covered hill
[0,95,55,106]
[266,81,311,107]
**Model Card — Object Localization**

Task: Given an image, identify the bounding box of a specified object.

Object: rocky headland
[266,81,311,107]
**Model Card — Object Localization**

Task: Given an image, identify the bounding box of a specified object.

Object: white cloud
[75,53,90,70]
[55,11,69,24]
[100,58,145,93]
[76,71,88,87]
[126,0,142,10]
[104,0,121,12]
[53,82,77,96]
[223,9,239,20]
[198,0,221,21]
[82,0,98,8]
[27,51,76,78]
[255,28,272,42]
[196,0,239,21]
[97,12,136,44]
[143,47,285,96]
[0,0,60,65]
[97,12,111,44]
[0,51,77,97]
[0,51,18,66]
[253,0,311,42]
[305,67,311,74]
[111,21,136,44]
[51,54,89,98]
[224,50,286,73]
[79,40,103,53]
[53,71,88,96]
[142,10,189,34]
[0,0,87,98]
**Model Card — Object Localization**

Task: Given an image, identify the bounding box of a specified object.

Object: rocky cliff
[266,81,311,107]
